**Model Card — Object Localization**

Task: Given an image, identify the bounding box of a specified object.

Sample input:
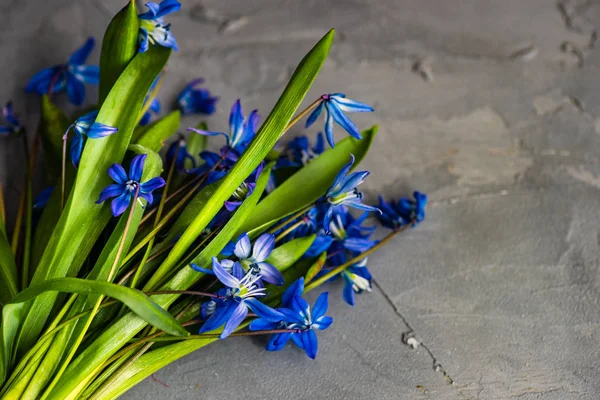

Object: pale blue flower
[138,0,181,53]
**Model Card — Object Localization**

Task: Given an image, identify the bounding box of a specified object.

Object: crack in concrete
[372,279,455,386]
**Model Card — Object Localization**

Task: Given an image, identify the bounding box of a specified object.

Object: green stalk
[0,180,6,232]
[268,203,313,235]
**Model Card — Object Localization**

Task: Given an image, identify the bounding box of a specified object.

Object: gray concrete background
[2,0,600,399]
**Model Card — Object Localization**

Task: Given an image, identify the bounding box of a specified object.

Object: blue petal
[266,332,292,351]
[69,65,99,84]
[346,200,381,213]
[138,28,150,53]
[66,74,85,106]
[324,106,335,147]
[338,171,369,194]
[322,206,335,232]
[138,2,160,19]
[96,184,124,204]
[330,95,374,113]
[70,132,84,168]
[139,112,151,126]
[156,0,181,18]
[291,296,311,320]
[245,298,285,322]
[187,127,229,143]
[328,155,354,195]
[138,192,153,205]
[212,257,240,289]
[252,233,275,262]
[233,233,252,259]
[33,187,54,209]
[249,318,279,331]
[327,102,361,139]
[220,302,248,339]
[229,100,244,147]
[291,331,304,349]
[111,192,132,217]
[199,301,236,334]
[305,101,323,128]
[129,154,146,182]
[69,37,95,65]
[301,330,318,359]
[281,278,304,308]
[224,200,241,212]
[314,132,325,154]
[314,315,333,330]
[25,67,57,94]
[86,122,118,139]
[190,264,213,275]
[140,177,166,193]
[311,292,329,320]
[256,262,284,286]
[343,280,356,306]
[108,163,128,184]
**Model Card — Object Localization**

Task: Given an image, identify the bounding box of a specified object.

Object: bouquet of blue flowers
[0,1,426,398]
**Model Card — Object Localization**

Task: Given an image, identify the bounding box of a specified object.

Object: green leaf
[0,228,18,306]
[0,304,22,386]
[305,251,327,284]
[267,235,316,273]
[9,278,188,337]
[99,0,139,103]
[131,110,181,150]
[144,29,335,291]
[239,125,377,237]
[45,165,273,399]
[14,46,170,357]
[39,95,70,181]
[185,125,208,169]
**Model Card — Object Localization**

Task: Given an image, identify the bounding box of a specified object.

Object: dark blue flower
[186,149,238,184]
[341,258,372,306]
[33,187,54,209]
[198,257,284,339]
[25,37,99,105]
[223,163,263,211]
[0,102,22,136]
[249,277,333,359]
[188,99,259,154]
[277,132,325,168]
[96,154,166,217]
[306,93,373,147]
[64,111,118,168]
[323,155,380,230]
[377,191,427,229]
[138,0,181,53]
[231,233,283,285]
[177,78,218,115]
[166,135,196,172]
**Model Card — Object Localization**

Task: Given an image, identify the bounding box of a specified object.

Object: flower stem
[143,329,301,342]
[281,97,322,137]
[145,290,221,298]
[304,223,414,292]
[275,218,305,243]
[268,203,314,235]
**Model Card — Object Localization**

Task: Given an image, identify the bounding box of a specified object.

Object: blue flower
[306,93,373,147]
[377,191,427,229]
[186,149,238,184]
[323,155,380,230]
[199,257,284,339]
[25,37,99,105]
[341,258,372,306]
[64,111,118,168]
[231,233,283,285]
[138,0,181,53]
[277,133,325,168]
[166,135,196,172]
[223,163,263,211]
[0,102,22,136]
[250,277,333,359]
[177,78,218,115]
[33,187,54,210]
[188,99,259,154]
[96,154,166,217]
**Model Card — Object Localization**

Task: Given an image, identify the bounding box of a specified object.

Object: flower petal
[110,192,132,217]
[301,330,318,359]
[251,233,275,262]
[229,99,244,147]
[129,154,146,182]
[199,301,236,333]
[338,171,369,194]
[68,37,95,65]
[86,122,118,139]
[140,177,166,193]
[25,67,58,94]
[314,315,333,330]
[138,28,150,53]
[291,331,304,349]
[108,163,128,184]
[212,257,240,289]
[96,184,124,204]
[220,302,248,339]
[327,102,362,139]
[281,278,304,308]
[330,96,374,113]
[70,65,99,84]
[312,292,329,320]
[266,332,292,351]
[328,155,354,196]
[324,106,335,147]
[245,298,285,322]
[305,101,323,128]
[291,296,311,320]
[70,132,84,168]
[66,73,85,106]
[249,318,279,331]
[342,279,356,306]
[190,264,214,275]
[233,233,252,259]
[156,0,181,18]
[256,262,284,286]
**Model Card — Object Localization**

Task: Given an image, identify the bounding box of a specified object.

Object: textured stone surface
[2,0,600,399]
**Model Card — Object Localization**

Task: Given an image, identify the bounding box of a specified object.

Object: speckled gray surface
[2,0,600,399]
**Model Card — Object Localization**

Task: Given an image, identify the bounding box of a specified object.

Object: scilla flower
[96,154,166,217]
[0,102,22,135]
[199,257,284,339]
[25,37,99,105]
[64,111,118,168]
[188,100,259,154]
[323,155,380,230]
[166,135,196,172]
[341,258,372,306]
[138,0,181,53]
[177,78,218,115]
[277,133,325,168]
[231,233,283,285]
[377,191,428,229]
[250,278,333,359]
[306,93,373,147]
